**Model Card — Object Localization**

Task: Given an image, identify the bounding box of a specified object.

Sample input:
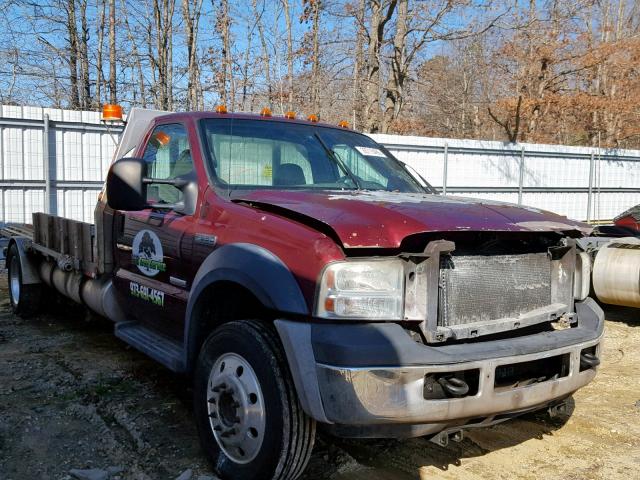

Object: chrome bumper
[316,335,601,426]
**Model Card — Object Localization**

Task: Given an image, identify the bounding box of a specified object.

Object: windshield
[199,118,428,193]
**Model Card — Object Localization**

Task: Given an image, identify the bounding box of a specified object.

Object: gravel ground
[0,268,638,480]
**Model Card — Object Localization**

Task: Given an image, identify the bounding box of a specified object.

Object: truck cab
[6,108,604,480]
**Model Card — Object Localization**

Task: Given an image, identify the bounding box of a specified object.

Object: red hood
[235,190,592,248]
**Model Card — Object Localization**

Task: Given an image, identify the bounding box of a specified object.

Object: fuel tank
[593,238,640,308]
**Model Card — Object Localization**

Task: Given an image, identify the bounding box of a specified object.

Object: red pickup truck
[6,108,603,479]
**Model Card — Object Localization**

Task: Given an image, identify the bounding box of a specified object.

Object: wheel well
[188,281,271,371]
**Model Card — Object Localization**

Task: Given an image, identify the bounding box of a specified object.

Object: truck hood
[235,190,592,248]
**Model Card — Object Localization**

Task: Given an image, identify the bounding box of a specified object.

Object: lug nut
[221,428,236,438]
[212,383,227,393]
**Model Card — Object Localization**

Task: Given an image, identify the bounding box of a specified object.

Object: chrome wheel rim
[9,255,20,307]
[207,352,266,464]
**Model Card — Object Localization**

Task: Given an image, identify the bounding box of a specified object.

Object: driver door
[113,122,197,340]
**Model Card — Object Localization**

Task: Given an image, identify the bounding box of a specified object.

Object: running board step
[115,321,185,372]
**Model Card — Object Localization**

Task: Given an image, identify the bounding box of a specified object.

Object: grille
[438,253,552,327]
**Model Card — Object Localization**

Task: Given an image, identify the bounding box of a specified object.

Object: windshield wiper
[313,133,362,190]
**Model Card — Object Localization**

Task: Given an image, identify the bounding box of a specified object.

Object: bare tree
[182,0,203,109]
[96,0,106,106]
[253,0,272,106]
[352,0,366,129]
[151,0,176,109]
[281,0,294,110]
[78,0,91,108]
[66,0,80,108]
[108,0,117,103]
[121,0,147,107]
[363,0,397,133]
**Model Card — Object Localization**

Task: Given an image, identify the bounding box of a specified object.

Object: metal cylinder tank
[38,260,126,322]
[593,238,640,308]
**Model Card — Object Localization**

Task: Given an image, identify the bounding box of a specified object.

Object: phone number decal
[130,281,165,307]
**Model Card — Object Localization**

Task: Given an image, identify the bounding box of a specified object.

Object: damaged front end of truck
[252,190,603,441]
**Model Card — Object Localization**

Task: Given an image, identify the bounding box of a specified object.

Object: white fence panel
[0,104,120,224]
[373,134,640,222]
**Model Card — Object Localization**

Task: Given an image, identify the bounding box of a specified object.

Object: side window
[142,123,193,204]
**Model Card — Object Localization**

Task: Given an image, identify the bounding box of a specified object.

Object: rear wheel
[194,320,315,480]
[6,244,42,318]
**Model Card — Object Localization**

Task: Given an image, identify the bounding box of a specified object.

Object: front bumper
[275,298,604,437]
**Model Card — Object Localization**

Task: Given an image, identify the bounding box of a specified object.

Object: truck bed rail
[31,212,97,274]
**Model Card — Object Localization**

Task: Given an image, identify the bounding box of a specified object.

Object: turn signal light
[285,111,296,119]
[102,104,123,121]
[215,105,228,114]
[260,107,272,117]
[338,120,349,128]
[307,114,319,122]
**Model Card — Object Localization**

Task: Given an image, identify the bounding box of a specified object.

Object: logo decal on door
[132,229,166,277]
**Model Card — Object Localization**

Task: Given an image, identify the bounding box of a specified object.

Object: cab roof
[150,111,348,131]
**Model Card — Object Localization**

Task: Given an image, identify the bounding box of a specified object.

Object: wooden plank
[46,215,54,249]
[82,222,93,263]
[71,221,83,261]
[32,213,39,244]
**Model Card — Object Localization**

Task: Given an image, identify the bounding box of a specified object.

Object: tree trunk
[364,0,398,133]
[108,0,117,104]
[152,0,175,110]
[352,0,365,129]
[282,0,294,110]
[78,0,91,109]
[310,0,321,114]
[66,0,80,108]
[182,0,202,110]
[120,0,147,107]
[96,0,106,106]
[382,0,407,133]
[253,0,272,106]
[223,0,234,109]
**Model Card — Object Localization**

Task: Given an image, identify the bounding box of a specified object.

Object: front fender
[183,243,308,370]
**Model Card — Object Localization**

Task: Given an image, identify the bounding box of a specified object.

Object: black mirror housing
[106,157,147,211]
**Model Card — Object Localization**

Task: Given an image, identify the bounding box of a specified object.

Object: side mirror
[106,157,147,211]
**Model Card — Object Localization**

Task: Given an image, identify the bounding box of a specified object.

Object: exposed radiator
[438,253,552,327]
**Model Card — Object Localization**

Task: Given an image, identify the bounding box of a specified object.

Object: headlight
[574,251,591,301]
[315,259,404,319]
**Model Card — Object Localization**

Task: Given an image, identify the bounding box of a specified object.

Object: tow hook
[548,401,569,418]
[438,376,470,397]
[430,429,464,447]
[580,352,600,370]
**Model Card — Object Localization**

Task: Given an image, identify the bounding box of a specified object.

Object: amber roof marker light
[307,114,319,122]
[215,105,228,114]
[101,104,125,147]
[101,104,124,122]
[260,107,272,117]
[338,120,350,128]
[284,111,296,119]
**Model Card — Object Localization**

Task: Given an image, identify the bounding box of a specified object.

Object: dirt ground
[0,270,638,480]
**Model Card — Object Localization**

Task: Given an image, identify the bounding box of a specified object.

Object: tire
[194,320,316,480]
[6,244,42,318]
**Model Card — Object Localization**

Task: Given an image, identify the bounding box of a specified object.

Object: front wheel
[194,320,316,480]
[6,244,42,318]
